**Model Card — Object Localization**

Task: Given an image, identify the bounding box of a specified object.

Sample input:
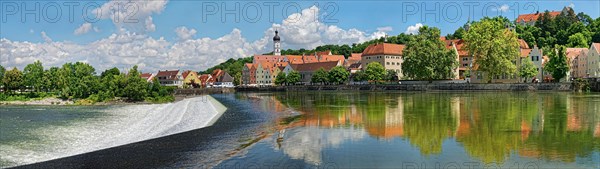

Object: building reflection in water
[246,92,600,165]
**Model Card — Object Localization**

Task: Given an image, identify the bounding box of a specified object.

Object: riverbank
[0,97,74,105]
[236,83,575,92]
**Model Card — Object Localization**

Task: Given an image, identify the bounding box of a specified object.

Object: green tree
[365,62,386,83]
[101,67,121,78]
[0,65,5,90]
[447,26,466,40]
[233,72,242,86]
[41,67,59,92]
[402,26,458,81]
[311,68,328,85]
[519,59,538,82]
[327,66,350,85]
[2,67,23,93]
[286,71,301,85]
[567,33,589,48]
[22,60,44,92]
[463,17,520,83]
[275,72,287,85]
[58,62,97,99]
[384,69,398,82]
[544,45,569,82]
[353,70,367,82]
[123,65,148,101]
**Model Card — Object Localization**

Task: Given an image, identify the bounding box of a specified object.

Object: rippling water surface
[2,92,600,169]
[218,92,600,169]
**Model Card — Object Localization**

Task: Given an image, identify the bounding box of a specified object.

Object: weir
[1,96,227,168]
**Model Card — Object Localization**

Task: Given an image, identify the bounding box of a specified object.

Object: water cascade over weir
[0,96,227,167]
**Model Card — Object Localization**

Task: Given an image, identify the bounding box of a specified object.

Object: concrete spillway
[0,96,227,167]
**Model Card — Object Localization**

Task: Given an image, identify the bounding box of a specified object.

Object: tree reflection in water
[242,92,600,166]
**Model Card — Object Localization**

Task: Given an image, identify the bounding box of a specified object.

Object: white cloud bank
[404,23,423,35]
[3,5,389,72]
[74,23,100,35]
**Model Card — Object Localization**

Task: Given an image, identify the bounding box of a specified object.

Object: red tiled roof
[291,61,339,72]
[245,63,254,69]
[156,70,180,80]
[182,70,196,79]
[518,39,530,49]
[516,11,560,23]
[303,55,318,63]
[566,48,587,60]
[593,43,600,53]
[349,53,362,61]
[362,43,405,56]
[320,55,345,62]
[446,39,468,56]
[253,55,284,63]
[211,69,224,79]
[521,49,532,57]
[199,74,212,83]
[140,73,153,79]
[286,55,304,64]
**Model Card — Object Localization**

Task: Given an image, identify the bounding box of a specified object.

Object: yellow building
[182,70,201,86]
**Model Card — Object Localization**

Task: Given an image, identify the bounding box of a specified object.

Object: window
[387,62,390,65]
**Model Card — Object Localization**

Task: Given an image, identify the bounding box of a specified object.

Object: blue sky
[1,0,599,72]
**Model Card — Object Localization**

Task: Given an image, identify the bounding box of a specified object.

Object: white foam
[0,96,227,167]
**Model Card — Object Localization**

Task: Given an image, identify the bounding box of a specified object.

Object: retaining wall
[236,83,573,92]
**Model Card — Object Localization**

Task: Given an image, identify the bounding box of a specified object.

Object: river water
[1,92,599,168]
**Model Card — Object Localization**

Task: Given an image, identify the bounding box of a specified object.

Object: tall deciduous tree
[0,65,5,89]
[545,45,569,82]
[123,65,148,101]
[23,60,44,92]
[365,62,386,83]
[385,69,398,82]
[41,67,59,92]
[567,33,589,48]
[311,68,328,85]
[352,70,367,82]
[519,58,538,82]
[327,66,350,85]
[2,67,23,93]
[275,72,287,85]
[403,26,458,81]
[463,17,520,83]
[286,71,301,85]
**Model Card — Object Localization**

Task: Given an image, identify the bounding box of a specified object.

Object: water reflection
[254,92,600,166]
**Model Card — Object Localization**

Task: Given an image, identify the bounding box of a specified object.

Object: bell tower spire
[273,29,281,56]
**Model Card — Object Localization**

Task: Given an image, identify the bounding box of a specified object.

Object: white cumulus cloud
[93,0,167,33]
[74,23,96,35]
[404,23,423,35]
[492,4,510,12]
[2,5,393,73]
[377,26,393,32]
[174,27,197,40]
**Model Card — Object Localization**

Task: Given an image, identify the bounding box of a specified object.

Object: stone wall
[236,83,573,92]
[174,88,235,101]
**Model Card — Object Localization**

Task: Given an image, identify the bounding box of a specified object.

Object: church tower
[273,30,281,56]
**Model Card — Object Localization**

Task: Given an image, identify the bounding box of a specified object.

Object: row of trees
[516,9,600,52]
[1,61,174,102]
[275,71,301,85]
[310,66,351,85]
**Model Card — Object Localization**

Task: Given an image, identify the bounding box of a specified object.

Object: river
[1,92,599,168]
